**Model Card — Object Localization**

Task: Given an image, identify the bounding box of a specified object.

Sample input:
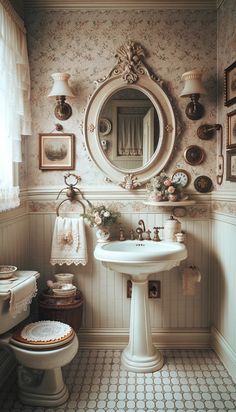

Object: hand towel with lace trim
[50,216,88,266]
[9,276,37,318]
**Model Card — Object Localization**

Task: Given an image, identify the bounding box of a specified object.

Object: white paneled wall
[28,208,211,333]
[211,213,236,353]
[0,207,29,269]
[210,211,236,381]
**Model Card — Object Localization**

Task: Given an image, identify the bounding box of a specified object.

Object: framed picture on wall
[226,149,236,182]
[227,109,236,148]
[224,60,236,106]
[39,133,75,170]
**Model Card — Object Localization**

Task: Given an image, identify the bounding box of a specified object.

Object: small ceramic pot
[164,216,181,242]
[95,226,110,243]
[175,232,186,243]
[54,273,74,284]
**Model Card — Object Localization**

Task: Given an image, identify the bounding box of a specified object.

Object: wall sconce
[48,73,75,121]
[197,123,224,185]
[180,69,207,120]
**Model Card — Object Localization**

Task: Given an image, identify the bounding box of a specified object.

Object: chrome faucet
[138,219,146,233]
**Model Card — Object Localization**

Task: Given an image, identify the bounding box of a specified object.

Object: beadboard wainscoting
[0,203,29,269]
[26,188,212,348]
[211,205,236,382]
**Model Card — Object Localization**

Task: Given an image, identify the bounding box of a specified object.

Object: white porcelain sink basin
[94,240,187,276]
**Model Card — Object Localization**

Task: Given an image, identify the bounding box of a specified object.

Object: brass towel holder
[56,173,92,216]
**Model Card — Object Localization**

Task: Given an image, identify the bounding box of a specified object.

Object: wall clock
[172,169,190,188]
[184,145,205,165]
[194,175,213,193]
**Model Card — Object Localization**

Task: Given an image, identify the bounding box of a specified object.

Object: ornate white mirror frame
[84,41,177,189]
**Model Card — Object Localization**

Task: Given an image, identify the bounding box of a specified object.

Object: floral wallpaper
[24,9,217,190]
[217,0,236,189]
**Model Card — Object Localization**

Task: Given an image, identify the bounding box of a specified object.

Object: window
[0,0,31,212]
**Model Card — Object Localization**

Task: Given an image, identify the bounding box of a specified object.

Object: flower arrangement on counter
[146,171,183,202]
[84,205,120,227]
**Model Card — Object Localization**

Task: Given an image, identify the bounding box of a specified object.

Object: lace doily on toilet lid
[20,321,73,344]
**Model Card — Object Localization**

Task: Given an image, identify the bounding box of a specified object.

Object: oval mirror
[99,88,160,171]
[84,41,176,189]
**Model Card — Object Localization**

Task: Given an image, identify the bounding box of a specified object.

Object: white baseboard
[78,328,211,349]
[211,326,236,383]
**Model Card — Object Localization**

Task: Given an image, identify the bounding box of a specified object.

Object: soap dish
[53,284,77,298]
[0,265,17,279]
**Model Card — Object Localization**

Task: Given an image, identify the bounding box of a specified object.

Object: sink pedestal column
[121,277,164,373]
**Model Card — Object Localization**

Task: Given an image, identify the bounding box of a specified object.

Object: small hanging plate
[194,175,213,193]
[184,145,205,165]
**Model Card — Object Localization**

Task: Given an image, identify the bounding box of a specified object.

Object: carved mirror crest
[84,41,177,189]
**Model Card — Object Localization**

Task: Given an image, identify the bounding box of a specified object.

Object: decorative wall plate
[194,175,213,193]
[172,169,190,188]
[172,206,187,217]
[184,145,205,165]
[99,118,112,136]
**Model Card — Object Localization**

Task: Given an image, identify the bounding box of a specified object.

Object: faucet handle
[146,229,151,240]
[130,229,135,240]
[119,228,125,241]
[153,226,164,242]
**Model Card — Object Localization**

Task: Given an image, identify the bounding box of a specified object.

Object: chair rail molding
[24,0,217,11]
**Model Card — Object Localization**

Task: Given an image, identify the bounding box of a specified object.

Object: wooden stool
[38,290,84,332]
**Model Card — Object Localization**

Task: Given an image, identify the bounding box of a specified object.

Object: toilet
[0,270,79,407]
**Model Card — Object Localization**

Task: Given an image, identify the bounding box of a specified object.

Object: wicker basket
[38,290,84,332]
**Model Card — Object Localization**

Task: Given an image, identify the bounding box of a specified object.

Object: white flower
[103,211,110,217]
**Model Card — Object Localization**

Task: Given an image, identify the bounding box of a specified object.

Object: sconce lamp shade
[180,69,207,120]
[48,73,75,98]
[48,73,75,121]
[180,69,207,97]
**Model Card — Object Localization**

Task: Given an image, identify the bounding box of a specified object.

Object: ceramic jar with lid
[164,215,181,242]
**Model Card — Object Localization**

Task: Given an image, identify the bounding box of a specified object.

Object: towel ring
[56,172,92,216]
[56,199,86,216]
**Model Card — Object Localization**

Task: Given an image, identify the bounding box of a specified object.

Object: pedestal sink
[94,240,187,373]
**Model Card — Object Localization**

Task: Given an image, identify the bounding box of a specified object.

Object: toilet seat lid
[11,320,74,349]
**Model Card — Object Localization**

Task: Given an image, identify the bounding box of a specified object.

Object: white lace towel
[50,216,88,266]
[182,266,201,296]
[9,276,37,318]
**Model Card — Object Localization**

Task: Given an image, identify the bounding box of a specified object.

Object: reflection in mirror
[99,88,159,171]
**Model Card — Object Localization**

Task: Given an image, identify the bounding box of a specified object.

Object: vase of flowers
[84,205,120,242]
[146,171,183,202]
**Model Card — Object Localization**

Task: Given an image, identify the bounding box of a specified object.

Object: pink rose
[168,194,178,201]
[164,179,172,187]
[168,185,176,193]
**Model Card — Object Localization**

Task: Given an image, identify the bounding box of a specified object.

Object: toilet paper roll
[182,266,201,296]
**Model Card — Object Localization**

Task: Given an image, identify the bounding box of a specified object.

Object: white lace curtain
[0,0,31,212]
[118,114,143,156]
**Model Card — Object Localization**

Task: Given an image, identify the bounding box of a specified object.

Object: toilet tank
[0,271,39,334]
